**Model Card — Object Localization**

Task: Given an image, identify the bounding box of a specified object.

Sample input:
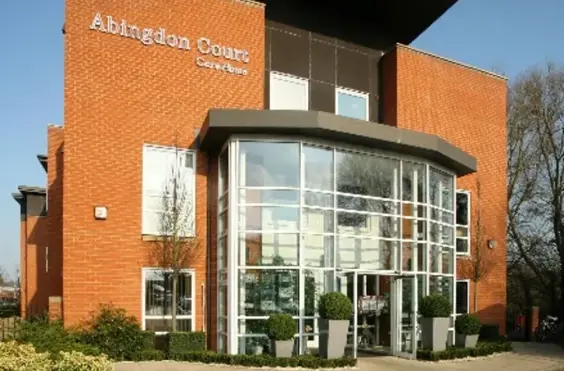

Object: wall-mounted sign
[89,13,249,76]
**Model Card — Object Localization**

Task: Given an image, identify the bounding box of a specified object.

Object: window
[335,88,368,120]
[142,144,196,236]
[456,280,470,314]
[269,72,308,110]
[456,191,470,254]
[143,268,194,332]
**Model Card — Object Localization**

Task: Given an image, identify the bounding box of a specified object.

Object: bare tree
[458,178,495,312]
[507,62,564,315]
[150,147,202,332]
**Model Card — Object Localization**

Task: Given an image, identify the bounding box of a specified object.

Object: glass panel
[303,235,334,267]
[417,243,426,272]
[219,212,228,234]
[219,316,228,333]
[442,226,454,246]
[337,195,397,214]
[429,276,453,307]
[304,191,333,208]
[337,237,394,270]
[238,319,268,335]
[336,151,399,200]
[402,162,426,203]
[456,192,469,226]
[442,248,454,274]
[402,243,414,271]
[240,189,299,205]
[145,318,192,332]
[402,203,425,218]
[456,281,469,314]
[219,149,228,194]
[218,285,227,317]
[456,237,469,254]
[144,271,192,316]
[400,278,414,353]
[239,206,299,231]
[337,91,367,120]
[442,212,454,224]
[429,168,454,210]
[239,269,299,316]
[239,233,299,266]
[337,213,398,238]
[238,336,270,355]
[430,245,442,273]
[303,208,334,234]
[430,223,441,243]
[303,145,334,191]
[303,269,334,316]
[239,141,299,187]
[457,226,469,237]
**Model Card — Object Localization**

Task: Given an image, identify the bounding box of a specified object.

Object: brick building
[13,0,507,358]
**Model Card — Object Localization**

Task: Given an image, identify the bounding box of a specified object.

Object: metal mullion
[298,141,305,355]
[425,164,430,296]
[398,161,403,274]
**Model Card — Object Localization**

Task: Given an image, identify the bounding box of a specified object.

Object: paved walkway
[115,343,564,371]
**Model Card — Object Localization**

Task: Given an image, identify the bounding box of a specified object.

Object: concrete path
[115,342,564,371]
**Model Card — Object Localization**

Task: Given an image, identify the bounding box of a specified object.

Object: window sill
[456,252,471,258]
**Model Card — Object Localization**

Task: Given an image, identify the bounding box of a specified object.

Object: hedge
[168,332,206,354]
[168,351,357,368]
[130,349,166,361]
[417,341,512,361]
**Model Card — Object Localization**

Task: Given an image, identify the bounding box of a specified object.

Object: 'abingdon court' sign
[89,13,250,76]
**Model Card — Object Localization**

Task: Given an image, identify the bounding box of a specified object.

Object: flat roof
[260,0,458,50]
[200,109,476,176]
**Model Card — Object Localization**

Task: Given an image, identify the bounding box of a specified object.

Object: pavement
[115,342,564,371]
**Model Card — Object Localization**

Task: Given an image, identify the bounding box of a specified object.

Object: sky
[0,0,562,280]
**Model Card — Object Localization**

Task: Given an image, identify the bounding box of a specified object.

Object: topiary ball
[318,292,353,320]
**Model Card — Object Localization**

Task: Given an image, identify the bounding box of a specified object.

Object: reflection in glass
[303,145,333,191]
[337,91,368,120]
[239,142,299,187]
[337,237,394,270]
[144,271,192,317]
[303,270,334,316]
[239,269,299,316]
[336,151,399,200]
[303,208,334,234]
[303,235,334,267]
[239,206,299,231]
[240,189,299,205]
[402,162,426,202]
[239,233,299,266]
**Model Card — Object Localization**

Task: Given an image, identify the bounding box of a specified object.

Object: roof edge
[17,185,46,195]
[396,43,508,81]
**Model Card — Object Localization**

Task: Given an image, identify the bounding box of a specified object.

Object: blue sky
[0,0,562,279]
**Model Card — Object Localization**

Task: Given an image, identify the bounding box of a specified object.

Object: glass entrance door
[391,275,417,359]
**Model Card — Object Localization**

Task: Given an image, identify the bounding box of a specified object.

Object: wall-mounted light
[94,206,108,220]
[487,239,497,249]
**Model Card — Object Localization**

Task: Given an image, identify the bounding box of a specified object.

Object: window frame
[455,279,470,315]
[141,267,196,334]
[335,87,369,121]
[455,190,471,256]
[141,144,197,237]
[269,72,309,111]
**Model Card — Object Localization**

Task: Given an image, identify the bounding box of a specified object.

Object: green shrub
[51,351,113,371]
[130,349,166,361]
[168,332,206,354]
[81,304,150,360]
[455,314,481,335]
[14,319,100,358]
[0,341,52,371]
[140,331,156,350]
[168,351,357,368]
[417,341,512,361]
[419,294,452,318]
[267,313,296,341]
[318,292,353,320]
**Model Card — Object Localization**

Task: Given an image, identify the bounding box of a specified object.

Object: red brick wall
[22,212,49,318]
[63,0,265,335]
[381,45,508,334]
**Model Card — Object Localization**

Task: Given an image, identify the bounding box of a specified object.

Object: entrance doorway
[336,272,418,359]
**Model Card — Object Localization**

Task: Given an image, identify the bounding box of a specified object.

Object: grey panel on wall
[369,54,381,122]
[310,81,335,114]
[336,48,370,92]
[311,40,335,84]
[271,29,309,78]
[265,27,271,70]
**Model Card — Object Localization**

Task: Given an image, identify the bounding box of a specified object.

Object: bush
[266,313,296,341]
[419,294,452,318]
[168,351,357,368]
[81,304,151,360]
[455,314,481,335]
[51,351,113,371]
[318,292,353,320]
[0,341,51,371]
[14,319,100,358]
[417,341,512,361]
[168,331,206,354]
[0,341,112,371]
[130,349,166,361]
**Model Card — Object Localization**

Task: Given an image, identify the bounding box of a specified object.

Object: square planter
[420,317,449,351]
[455,333,479,348]
[319,319,349,359]
[270,340,293,358]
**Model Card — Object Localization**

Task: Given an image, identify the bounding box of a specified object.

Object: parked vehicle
[535,315,560,342]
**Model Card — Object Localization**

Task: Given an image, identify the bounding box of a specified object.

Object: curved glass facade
[217,138,457,356]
